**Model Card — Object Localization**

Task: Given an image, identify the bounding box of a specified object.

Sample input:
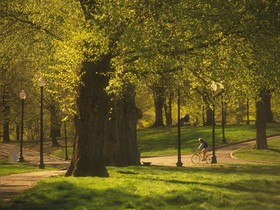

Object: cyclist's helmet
[198,138,203,142]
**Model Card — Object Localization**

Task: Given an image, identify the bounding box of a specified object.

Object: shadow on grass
[3,182,141,210]
[2,165,280,210]
[138,164,280,176]
[268,147,280,153]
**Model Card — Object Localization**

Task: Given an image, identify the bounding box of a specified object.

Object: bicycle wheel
[205,154,212,164]
[191,154,200,164]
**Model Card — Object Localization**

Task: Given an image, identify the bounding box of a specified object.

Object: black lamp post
[62,109,69,161]
[210,81,225,163]
[176,88,183,167]
[221,87,227,144]
[64,120,69,160]
[38,77,46,169]
[210,82,218,164]
[17,90,26,162]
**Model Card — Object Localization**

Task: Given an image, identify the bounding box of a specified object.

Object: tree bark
[50,103,60,147]
[255,90,268,149]
[3,119,11,142]
[152,86,165,127]
[104,85,141,166]
[2,84,10,142]
[2,104,11,142]
[164,90,172,126]
[263,91,273,123]
[66,54,111,177]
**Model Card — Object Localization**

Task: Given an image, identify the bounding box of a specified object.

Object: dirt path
[0,136,279,202]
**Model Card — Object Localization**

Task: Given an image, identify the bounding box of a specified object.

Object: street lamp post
[210,81,225,163]
[62,108,69,160]
[38,77,46,169]
[176,88,183,167]
[210,82,217,164]
[17,90,26,162]
[221,88,227,144]
[64,120,69,160]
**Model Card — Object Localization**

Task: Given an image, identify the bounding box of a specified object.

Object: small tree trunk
[164,91,172,126]
[153,87,165,127]
[255,90,268,149]
[50,103,60,147]
[3,120,11,142]
[2,104,11,142]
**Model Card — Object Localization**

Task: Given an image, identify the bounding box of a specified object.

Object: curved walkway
[141,135,280,166]
[0,143,69,202]
[0,136,279,202]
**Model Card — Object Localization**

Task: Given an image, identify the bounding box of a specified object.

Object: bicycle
[191,151,212,164]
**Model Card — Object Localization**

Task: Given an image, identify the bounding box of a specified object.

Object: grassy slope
[0,161,41,176]
[2,124,280,209]
[2,165,280,210]
[233,138,280,163]
[51,124,280,158]
[138,123,280,156]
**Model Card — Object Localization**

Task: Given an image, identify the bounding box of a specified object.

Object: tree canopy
[1,0,279,176]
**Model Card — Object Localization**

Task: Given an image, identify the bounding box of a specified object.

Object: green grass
[0,161,41,176]
[51,124,280,158]
[233,138,280,163]
[138,123,280,156]
[2,165,280,210]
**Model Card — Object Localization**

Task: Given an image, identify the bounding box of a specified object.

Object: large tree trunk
[104,85,141,166]
[152,87,165,127]
[255,90,268,149]
[66,54,111,177]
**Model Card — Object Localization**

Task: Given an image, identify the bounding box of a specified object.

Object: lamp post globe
[17,90,26,162]
[38,76,46,87]
[38,77,46,169]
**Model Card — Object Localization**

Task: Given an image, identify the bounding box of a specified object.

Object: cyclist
[197,138,209,160]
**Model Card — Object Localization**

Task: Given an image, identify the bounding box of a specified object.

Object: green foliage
[3,165,280,209]
[1,0,279,154]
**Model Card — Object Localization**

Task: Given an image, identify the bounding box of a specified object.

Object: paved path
[141,135,280,166]
[0,136,279,202]
[0,142,70,202]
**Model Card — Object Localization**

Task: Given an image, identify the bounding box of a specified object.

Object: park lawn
[233,138,280,163]
[138,123,280,156]
[0,161,41,176]
[2,164,280,210]
[51,124,280,158]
